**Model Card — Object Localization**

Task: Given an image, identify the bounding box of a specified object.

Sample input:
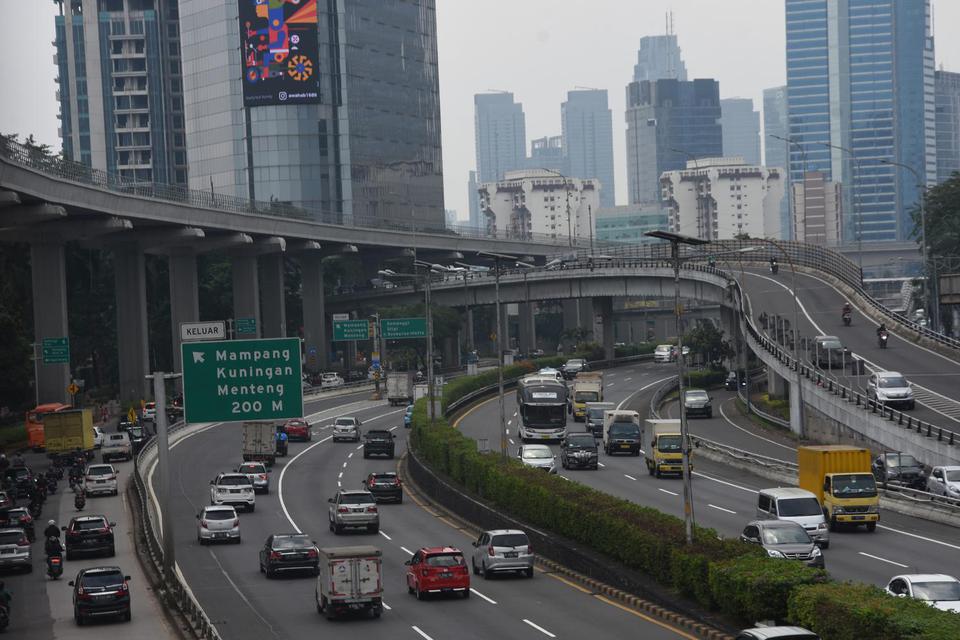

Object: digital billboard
[238,0,320,107]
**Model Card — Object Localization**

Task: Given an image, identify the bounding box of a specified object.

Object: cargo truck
[315,545,383,620]
[798,445,879,532]
[584,401,615,439]
[25,402,72,451]
[602,410,641,455]
[386,373,413,406]
[571,372,604,421]
[643,419,685,477]
[242,421,278,467]
[43,409,96,461]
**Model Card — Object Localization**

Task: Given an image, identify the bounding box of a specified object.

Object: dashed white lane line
[509,439,515,445]
[342,461,348,468]
[356,444,364,450]
[389,426,398,431]
[658,488,679,496]
[859,551,908,568]
[625,377,633,382]
[412,625,434,640]
[379,530,392,541]
[708,504,737,515]
[523,619,557,638]
[382,602,392,611]
[400,546,414,556]
[624,474,638,481]
[348,452,354,458]
[597,462,605,468]
[506,429,510,434]
[607,383,616,388]
[338,472,343,479]
[470,587,497,604]
[508,420,513,426]
[513,411,518,417]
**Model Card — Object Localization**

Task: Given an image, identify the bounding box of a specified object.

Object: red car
[405,547,470,600]
[283,418,311,442]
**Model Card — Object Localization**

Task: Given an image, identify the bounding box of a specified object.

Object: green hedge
[709,555,827,623]
[615,343,658,357]
[685,368,729,389]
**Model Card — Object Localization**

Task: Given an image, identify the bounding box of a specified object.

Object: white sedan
[927,466,960,498]
[320,372,344,388]
[886,574,960,613]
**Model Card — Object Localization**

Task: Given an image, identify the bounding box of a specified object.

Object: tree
[683,322,733,366]
[0,311,33,412]
[913,172,960,261]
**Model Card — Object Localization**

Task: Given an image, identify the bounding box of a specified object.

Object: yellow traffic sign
[127,408,137,424]
[67,383,79,395]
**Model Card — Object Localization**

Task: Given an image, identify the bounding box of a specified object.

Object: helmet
[48,520,56,526]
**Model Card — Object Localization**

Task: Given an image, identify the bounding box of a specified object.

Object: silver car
[927,466,960,498]
[867,371,915,410]
[197,505,241,544]
[328,489,379,534]
[236,462,271,494]
[209,473,256,512]
[740,520,825,569]
[517,444,557,474]
[470,529,534,578]
[84,464,119,497]
[331,416,362,442]
[0,527,32,572]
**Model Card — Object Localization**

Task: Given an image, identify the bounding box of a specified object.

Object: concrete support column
[562,299,580,332]
[463,307,474,354]
[767,368,788,399]
[301,254,327,372]
[258,254,286,338]
[593,297,615,360]
[169,250,199,374]
[231,254,261,339]
[31,242,71,404]
[789,377,804,437]
[518,302,536,354]
[500,304,512,351]
[114,245,150,404]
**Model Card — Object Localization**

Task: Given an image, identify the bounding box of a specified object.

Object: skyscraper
[527,136,565,175]
[720,98,761,166]
[763,85,791,238]
[785,0,936,244]
[936,70,960,183]
[624,79,723,204]
[54,0,188,185]
[474,92,527,184]
[467,170,482,230]
[633,35,688,82]
[562,90,616,208]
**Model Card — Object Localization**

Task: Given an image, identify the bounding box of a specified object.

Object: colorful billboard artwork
[239,0,320,106]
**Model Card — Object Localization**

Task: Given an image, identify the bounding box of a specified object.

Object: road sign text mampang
[215,347,295,397]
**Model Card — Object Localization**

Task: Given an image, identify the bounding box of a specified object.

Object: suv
[328,489,379,534]
[561,358,588,380]
[63,515,117,559]
[735,628,819,640]
[362,472,403,503]
[0,527,32,572]
[809,335,845,368]
[70,566,132,624]
[872,453,926,489]
[84,464,119,497]
[654,344,674,363]
[332,416,362,442]
[867,371,915,410]
[405,547,470,599]
[683,389,713,419]
[259,533,319,577]
[236,461,271,494]
[127,424,148,454]
[559,432,599,470]
[470,529,534,578]
[321,372,344,388]
[739,520,824,569]
[363,430,396,458]
[209,473,256,512]
[102,432,132,462]
[584,402,615,439]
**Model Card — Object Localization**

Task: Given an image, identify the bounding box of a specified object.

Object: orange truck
[25,403,72,451]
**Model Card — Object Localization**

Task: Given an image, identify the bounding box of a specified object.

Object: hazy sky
[4,1,960,220]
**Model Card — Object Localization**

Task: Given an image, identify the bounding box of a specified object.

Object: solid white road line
[400,546,414,555]
[859,551,908,568]
[597,462,605,468]
[658,488,679,496]
[277,435,333,532]
[617,376,678,410]
[523,619,557,638]
[470,587,498,604]
[412,626,434,640]
[379,530,393,541]
[708,504,737,515]
[624,474,638,481]
[382,602,392,611]
[717,401,796,453]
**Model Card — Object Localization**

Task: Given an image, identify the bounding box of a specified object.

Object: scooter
[842,311,852,326]
[74,490,86,511]
[45,538,64,580]
[770,261,779,275]
[878,330,889,349]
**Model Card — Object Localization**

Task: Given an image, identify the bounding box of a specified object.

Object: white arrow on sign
[193,352,205,364]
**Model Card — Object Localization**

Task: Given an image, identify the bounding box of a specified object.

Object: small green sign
[381,317,427,339]
[235,317,257,335]
[180,337,303,423]
[333,319,370,341]
[42,337,70,365]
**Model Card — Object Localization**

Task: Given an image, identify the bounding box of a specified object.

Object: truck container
[643,419,685,477]
[602,410,641,455]
[43,409,95,459]
[798,445,879,531]
[386,373,413,406]
[242,421,277,467]
[25,402,72,451]
[571,372,604,421]
[315,545,383,620]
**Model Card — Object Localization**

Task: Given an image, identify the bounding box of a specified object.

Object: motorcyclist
[877,322,888,337]
[11,452,24,468]
[44,519,60,540]
[44,534,63,557]
[275,428,288,455]
[842,302,852,316]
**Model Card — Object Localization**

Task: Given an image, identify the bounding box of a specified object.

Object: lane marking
[617,375,678,410]
[470,587,497,604]
[400,546,414,555]
[508,420,513,426]
[338,472,343,479]
[718,400,796,453]
[379,530,392,541]
[348,452,354,458]
[206,549,280,635]
[708,504,737,515]
[342,461,348,468]
[451,395,499,430]
[382,601,392,610]
[276,435,333,533]
[624,474,638,481]
[859,551,908,568]
[593,594,699,640]
[607,383,616,388]
[412,626,434,640]
[389,426,398,431]
[523,619,557,638]
[597,462,605,468]
[876,525,960,552]
[356,444,364,450]
[691,471,758,494]
[625,377,633,382]
[658,488,679,496]
[509,439,515,445]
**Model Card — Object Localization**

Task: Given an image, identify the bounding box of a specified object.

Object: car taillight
[365,506,378,513]
[270,551,282,560]
[120,581,129,592]
[77,589,93,601]
[67,530,80,538]
[17,537,29,547]
[307,549,318,558]
[259,474,267,480]
[337,507,349,513]
[487,545,495,557]
[200,520,208,529]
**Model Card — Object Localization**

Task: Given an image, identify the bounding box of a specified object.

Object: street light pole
[478,251,518,459]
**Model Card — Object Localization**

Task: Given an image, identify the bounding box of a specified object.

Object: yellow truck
[571,372,604,421]
[798,445,879,532]
[643,419,686,477]
[43,409,95,458]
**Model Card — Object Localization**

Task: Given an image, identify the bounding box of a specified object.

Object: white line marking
[617,375,677,410]
[708,504,737,515]
[523,619,557,638]
[718,401,796,453]
[859,551,909,568]
[625,377,633,382]
[470,587,497,604]
[597,462,605,468]
[206,549,277,630]
[412,626,434,640]
[382,602,392,611]
[337,480,341,487]
[338,472,343,479]
[348,452,354,458]
[506,429,510,434]
[691,471,758,493]
[509,439,515,445]
[624,474,637,481]
[390,426,398,431]
[379,530,392,541]
[342,461,348,468]
[356,444,364,450]
[400,546,414,555]
[513,411,518,417]
[876,525,960,551]
[278,435,333,532]
[607,383,616,388]
[507,420,513,426]
[658,488,679,496]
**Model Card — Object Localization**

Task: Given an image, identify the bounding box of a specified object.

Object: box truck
[798,445,879,531]
[315,546,383,620]
[242,421,277,467]
[643,419,685,477]
[43,409,95,459]
[571,372,604,421]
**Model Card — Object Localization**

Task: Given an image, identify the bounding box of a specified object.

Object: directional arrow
[192,352,205,364]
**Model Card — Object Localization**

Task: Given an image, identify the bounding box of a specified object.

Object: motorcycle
[770,261,779,275]
[74,490,86,511]
[842,311,852,326]
[878,330,889,349]
[45,538,64,580]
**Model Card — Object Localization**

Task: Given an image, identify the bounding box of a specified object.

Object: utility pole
[478,251,518,458]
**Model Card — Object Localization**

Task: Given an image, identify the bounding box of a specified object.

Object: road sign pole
[31,342,39,407]
[149,371,177,582]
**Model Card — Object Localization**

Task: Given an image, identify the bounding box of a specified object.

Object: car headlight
[832,506,844,514]
[817,522,827,530]
[866,505,879,513]
[948,485,960,495]
[767,549,785,558]
[811,546,822,557]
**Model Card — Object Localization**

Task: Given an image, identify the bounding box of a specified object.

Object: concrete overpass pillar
[593,297,615,360]
[518,303,536,354]
[169,249,200,375]
[258,254,286,338]
[463,307,474,354]
[114,245,150,404]
[789,377,804,437]
[231,254,261,339]
[301,253,327,373]
[500,304,512,351]
[30,242,71,404]
[767,368,787,400]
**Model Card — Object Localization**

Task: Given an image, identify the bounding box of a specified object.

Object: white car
[93,426,104,449]
[84,464,119,496]
[142,402,156,422]
[197,505,241,544]
[102,432,133,462]
[209,473,256,512]
[886,574,960,613]
[866,371,915,410]
[537,367,564,383]
[927,466,960,498]
[517,444,557,474]
[320,373,344,388]
[653,345,674,363]
[331,416,362,442]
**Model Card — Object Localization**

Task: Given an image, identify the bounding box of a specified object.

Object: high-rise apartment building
[763,85,791,239]
[474,92,527,184]
[793,172,842,245]
[936,70,960,183]
[720,98,761,166]
[562,90,616,208]
[785,0,936,244]
[633,35,688,82]
[594,204,667,244]
[54,0,188,185]
[625,79,723,204]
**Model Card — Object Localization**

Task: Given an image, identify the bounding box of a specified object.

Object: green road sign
[42,337,70,365]
[333,319,370,341]
[381,317,427,339]
[235,317,257,335]
[180,337,303,423]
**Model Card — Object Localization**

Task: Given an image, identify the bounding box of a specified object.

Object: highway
[152,389,696,640]
[456,362,960,591]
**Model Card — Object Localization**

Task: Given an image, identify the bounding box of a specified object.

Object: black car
[3,466,33,499]
[363,430,396,459]
[258,533,319,578]
[561,359,588,380]
[127,425,149,454]
[70,566,132,624]
[363,471,403,503]
[560,432,599,470]
[872,453,926,489]
[64,515,117,559]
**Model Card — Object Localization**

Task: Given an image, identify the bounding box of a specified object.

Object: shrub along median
[410,368,960,638]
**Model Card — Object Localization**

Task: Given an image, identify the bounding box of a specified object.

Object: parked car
[362,472,403,503]
[403,405,414,428]
[559,432,599,470]
[84,464,119,497]
[328,489,379,534]
[363,430,396,459]
[866,371,915,409]
[283,418,312,442]
[101,432,132,463]
[209,473,256,512]
[470,529,534,578]
[739,520,824,569]
[236,461,271,494]
[886,574,960,613]
[331,417,362,442]
[63,515,116,559]
[653,344,674,363]
[69,566,132,624]
[320,372,344,388]
[0,527,32,572]
[683,389,713,419]
[197,505,240,544]
[735,628,819,640]
[259,533,320,577]
[872,453,926,489]
[405,546,470,599]
[517,444,557,474]
[926,466,960,498]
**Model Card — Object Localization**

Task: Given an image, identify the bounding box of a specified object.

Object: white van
[756,487,829,548]
[101,432,133,462]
